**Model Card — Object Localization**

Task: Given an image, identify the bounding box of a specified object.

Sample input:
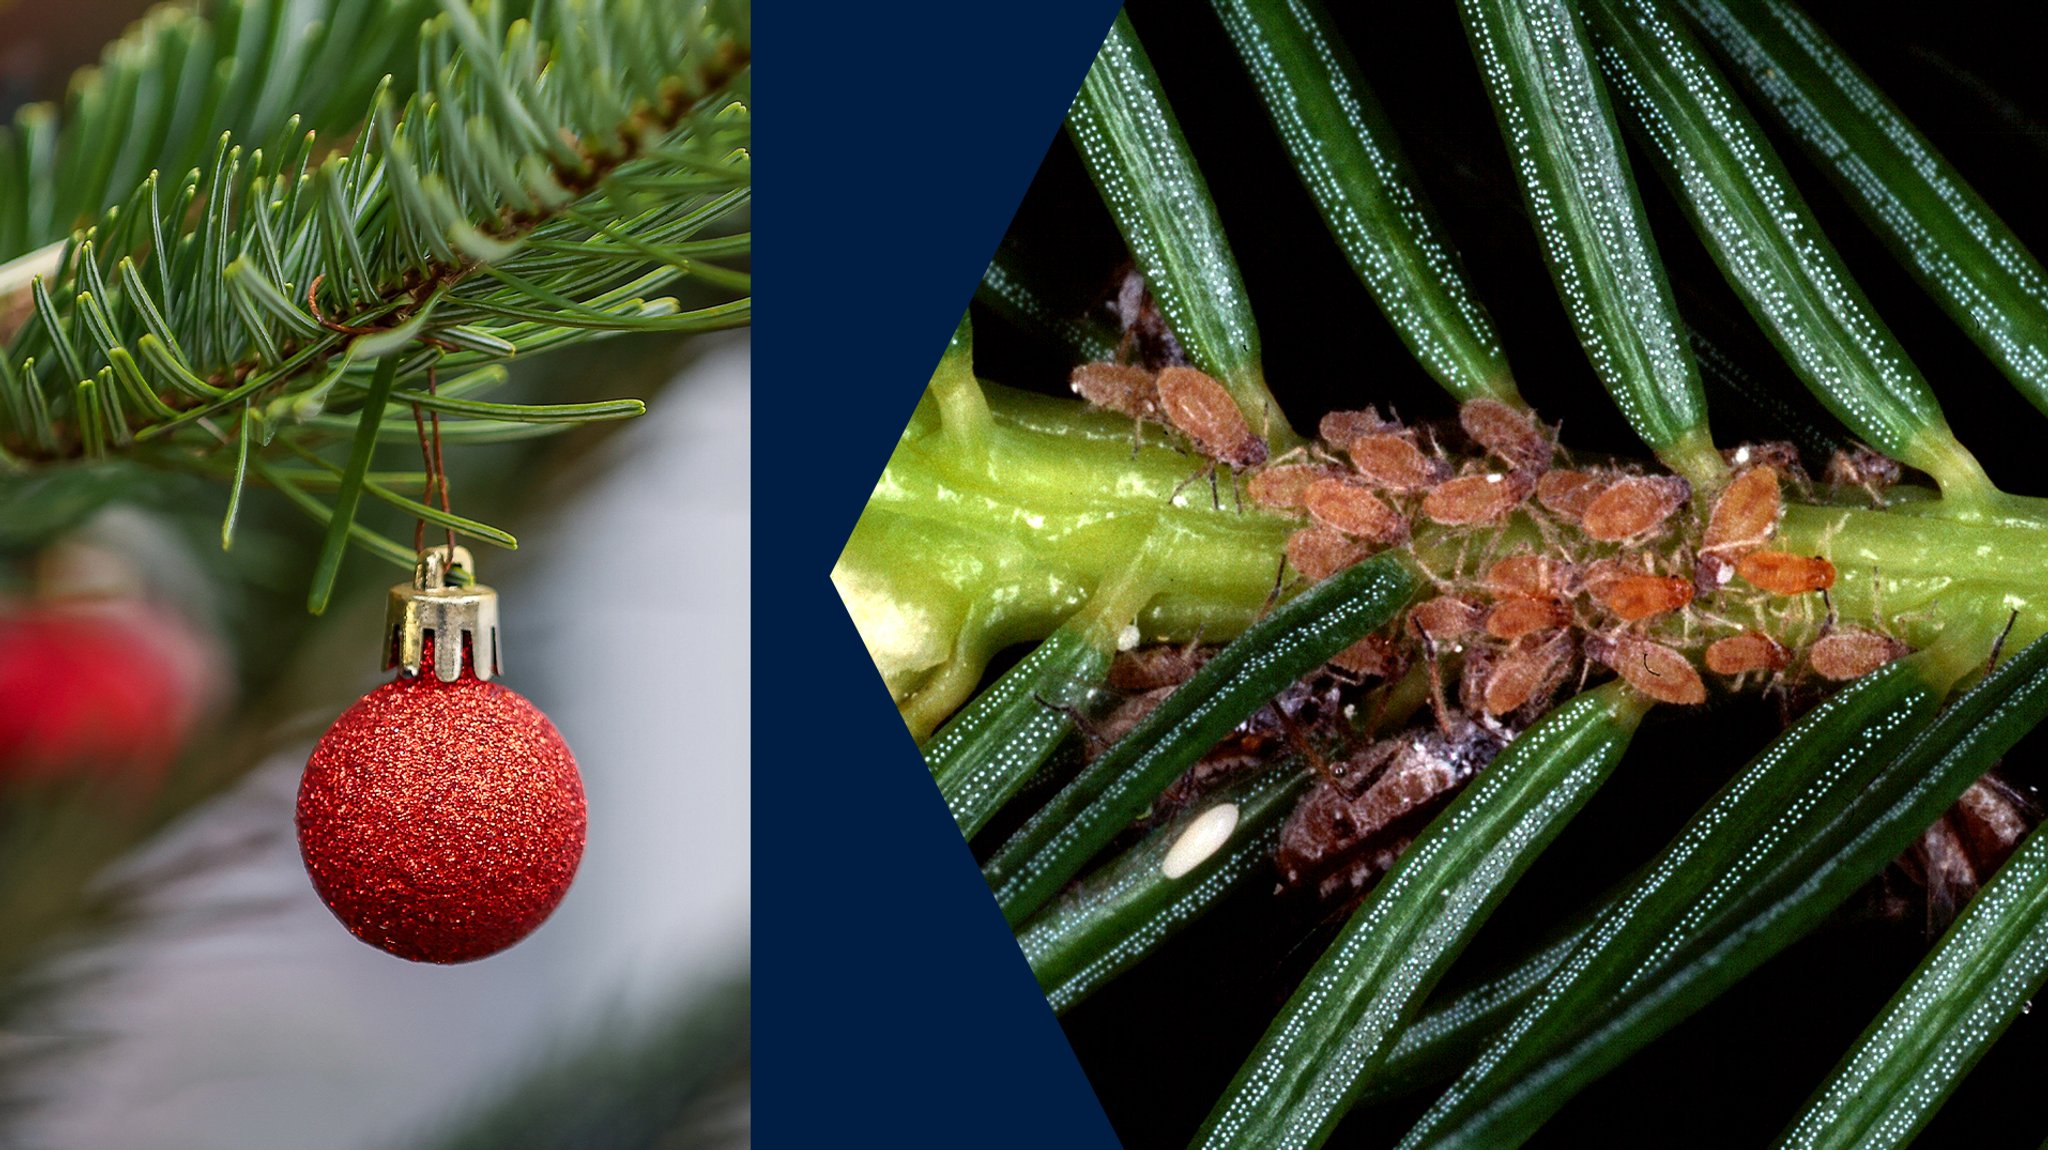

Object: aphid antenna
[1414,624,1458,739]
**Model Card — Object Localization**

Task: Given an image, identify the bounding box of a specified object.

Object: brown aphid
[1484,554,1574,599]
[1589,634,1707,705]
[1952,777,2033,874]
[1737,551,1836,595]
[1276,716,1503,900]
[1536,468,1607,521]
[1704,630,1791,676]
[1724,440,1802,476]
[1408,595,1485,642]
[1304,477,1410,544]
[1068,362,1159,419]
[1286,527,1370,582]
[1460,397,1552,472]
[1319,408,1392,447]
[1809,629,1910,680]
[1248,464,1333,511]
[1108,265,1186,370]
[1697,466,1783,593]
[1579,475,1691,542]
[1329,633,1408,680]
[1421,472,1529,526]
[1481,633,1574,716]
[1593,574,1694,622]
[1825,443,1904,494]
[1701,465,1782,555]
[1156,366,1268,470]
[1107,642,1210,692]
[1486,595,1572,640]
[1349,433,1452,491]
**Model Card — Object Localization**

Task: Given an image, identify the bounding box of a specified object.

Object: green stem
[835,380,1297,736]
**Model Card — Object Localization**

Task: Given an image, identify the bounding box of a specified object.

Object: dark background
[969,3,2048,1147]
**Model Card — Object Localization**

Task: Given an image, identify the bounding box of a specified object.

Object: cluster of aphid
[1067,359,2032,917]
[1072,359,1910,713]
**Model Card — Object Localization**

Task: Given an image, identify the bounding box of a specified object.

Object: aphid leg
[1990,609,2021,671]
[1415,625,1456,739]
[1034,692,1110,752]
[1262,553,1288,617]
[1168,460,1212,505]
[1274,706,1339,785]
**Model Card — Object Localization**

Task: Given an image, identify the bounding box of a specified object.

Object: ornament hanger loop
[385,544,501,682]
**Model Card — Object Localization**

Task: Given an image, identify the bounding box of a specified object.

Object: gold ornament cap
[384,545,501,682]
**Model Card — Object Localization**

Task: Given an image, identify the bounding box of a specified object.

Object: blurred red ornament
[298,548,584,964]
[0,601,221,782]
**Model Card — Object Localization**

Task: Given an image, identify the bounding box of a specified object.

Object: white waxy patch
[1160,803,1240,879]
[1485,473,1503,484]
[1116,624,1141,652]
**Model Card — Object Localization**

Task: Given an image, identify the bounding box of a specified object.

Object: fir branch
[0,0,751,582]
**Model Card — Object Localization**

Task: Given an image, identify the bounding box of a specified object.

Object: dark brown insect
[1421,472,1530,526]
[1408,595,1485,642]
[1460,397,1552,472]
[1704,630,1791,676]
[1879,774,2035,935]
[1587,634,1707,705]
[1809,629,1909,680]
[1592,573,1694,622]
[1474,632,1575,716]
[1579,475,1690,542]
[1485,595,1573,640]
[1535,468,1607,521]
[1737,551,1836,595]
[1825,443,1904,502]
[1156,366,1268,470]
[1276,716,1504,901]
[1348,433,1452,491]
[1248,463,1335,511]
[1303,477,1409,544]
[1107,265,1187,370]
[1722,440,1802,474]
[1286,527,1370,582]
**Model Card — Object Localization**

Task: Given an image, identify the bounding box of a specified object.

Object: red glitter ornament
[297,548,584,963]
